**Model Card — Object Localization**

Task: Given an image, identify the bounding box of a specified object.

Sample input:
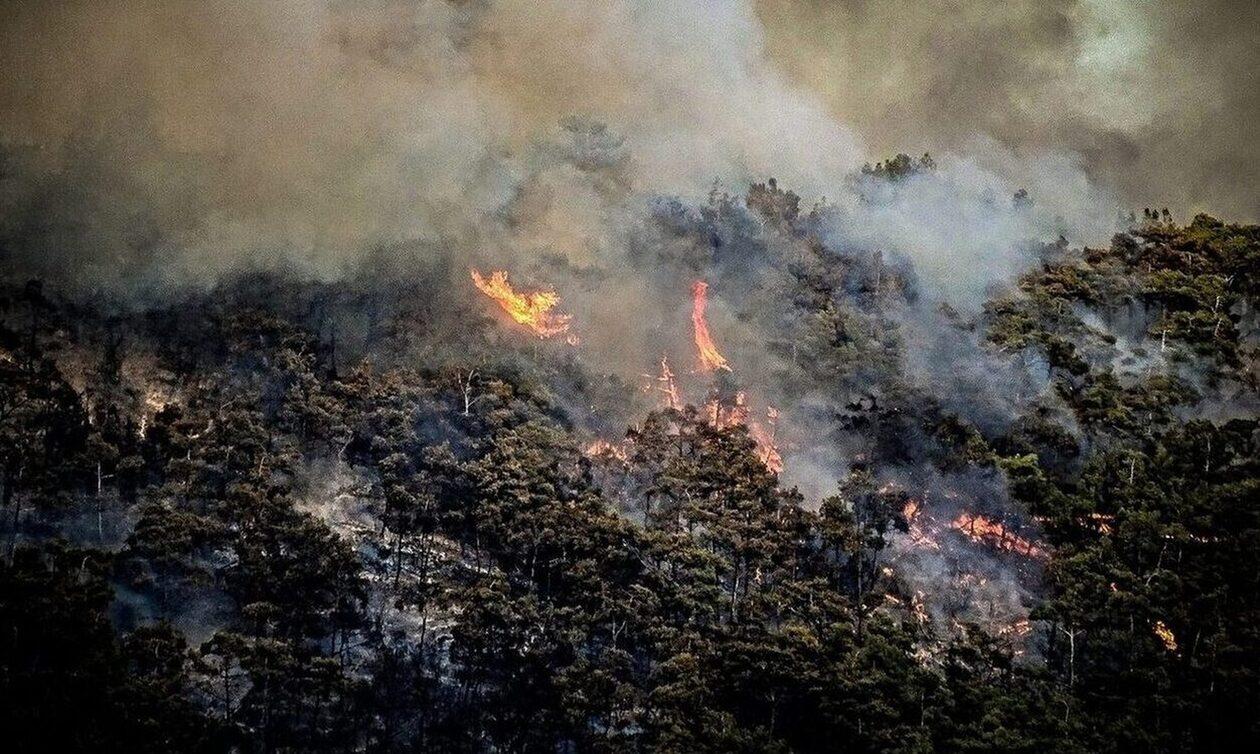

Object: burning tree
[691,280,731,372]
[471,268,577,343]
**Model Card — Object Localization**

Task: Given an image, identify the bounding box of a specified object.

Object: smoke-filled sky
[757,0,1259,222]
[1,0,1255,291]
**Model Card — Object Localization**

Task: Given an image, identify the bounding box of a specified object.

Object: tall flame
[471,269,576,342]
[691,280,731,372]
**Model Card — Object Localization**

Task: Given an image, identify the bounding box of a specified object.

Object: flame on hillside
[951,511,1047,560]
[471,269,577,343]
[891,494,1045,652]
[1153,620,1178,652]
[691,280,731,372]
[748,407,783,473]
[1084,512,1115,535]
[592,284,781,474]
[902,498,942,551]
[585,439,630,463]
[901,497,1047,561]
[707,390,747,428]
[138,388,172,439]
[704,391,783,473]
[686,282,781,471]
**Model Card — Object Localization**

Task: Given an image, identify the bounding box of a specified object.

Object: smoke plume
[756,0,1260,222]
[3,0,1120,302]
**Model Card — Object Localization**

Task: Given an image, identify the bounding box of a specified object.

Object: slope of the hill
[1,183,1257,752]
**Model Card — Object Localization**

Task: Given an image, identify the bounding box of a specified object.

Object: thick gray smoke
[0,0,848,285]
[757,0,1260,223]
[4,1,1151,650]
[2,0,1117,302]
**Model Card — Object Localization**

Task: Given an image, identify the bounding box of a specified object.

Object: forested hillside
[1,180,1257,752]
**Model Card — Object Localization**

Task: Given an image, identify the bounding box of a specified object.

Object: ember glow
[748,407,783,474]
[691,280,730,372]
[138,388,172,439]
[584,439,629,463]
[1154,621,1178,652]
[902,498,942,551]
[471,269,576,343]
[890,493,1043,649]
[1084,513,1116,535]
[900,496,1046,561]
[705,392,783,473]
[951,511,1047,560]
[707,390,748,429]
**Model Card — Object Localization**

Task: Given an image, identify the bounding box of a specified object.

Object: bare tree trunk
[1059,624,1079,722]
[393,530,404,590]
[460,369,478,416]
[96,462,105,542]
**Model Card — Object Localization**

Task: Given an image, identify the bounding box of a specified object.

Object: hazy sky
[0,0,1255,289]
[756,0,1259,221]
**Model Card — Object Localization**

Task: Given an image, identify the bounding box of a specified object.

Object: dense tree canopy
[1,184,1257,752]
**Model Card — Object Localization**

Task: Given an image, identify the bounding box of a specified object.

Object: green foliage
[860,153,938,183]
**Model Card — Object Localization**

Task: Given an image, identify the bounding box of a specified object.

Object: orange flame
[1153,620,1178,652]
[902,498,942,550]
[748,407,783,473]
[900,498,1045,560]
[708,390,748,428]
[691,280,730,372]
[1084,512,1115,535]
[471,269,576,343]
[951,511,1047,560]
[1004,618,1033,637]
[584,439,629,463]
[704,392,782,473]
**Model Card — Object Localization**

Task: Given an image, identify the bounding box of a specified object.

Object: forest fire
[584,439,630,463]
[3,1,1257,747]
[471,269,577,343]
[749,407,783,473]
[691,280,731,372]
[1154,621,1178,652]
[900,497,1047,561]
[1003,618,1033,638]
[704,392,783,473]
[1084,513,1116,535]
[137,388,172,439]
[951,512,1047,560]
[883,593,930,625]
[687,282,781,471]
[707,390,748,428]
[1000,619,1034,657]
[888,490,1049,653]
[902,498,943,550]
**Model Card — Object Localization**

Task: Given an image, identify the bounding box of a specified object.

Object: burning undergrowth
[2,193,1256,751]
[5,162,1127,659]
[444,168,1097,651]
[1,2,1257,749]
[0,47,1252,714]
[880,471,1047,656]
